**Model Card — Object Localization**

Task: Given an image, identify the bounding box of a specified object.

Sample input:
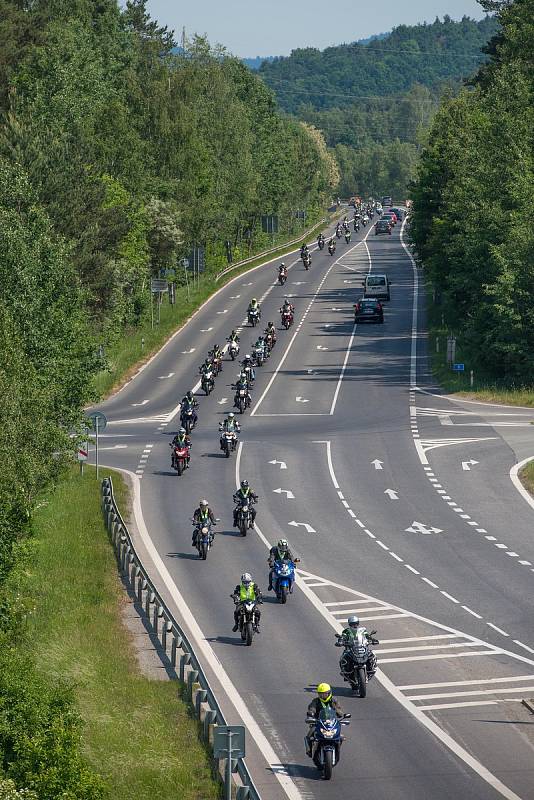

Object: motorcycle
[328,243,336,256]
[344,232,351,244]
[235,500,254,536]
[228,340,240,361]
[170,443,190,476]
[303,254,311,270]
[254,346,265,367]
[241,365,255,386]
[180,406,197,434]
[271,558,299,603]
[248,308,261,327]
[265,332,276,351]
[362,214,369,227]
[201,369,214,396]
[232,596,261,646]
[234,387,250,414]
[317,237,325,250]
[192,519,216,560]
[336,227,342,239]
[305,709,351,780]
[281,310,293,330]
[219,427,238,458]
[353,220,360,232]
[336,630,379,697]
[211,355,223,375]
[278,270,287,285]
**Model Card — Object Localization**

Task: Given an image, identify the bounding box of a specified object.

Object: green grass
[424,281,534,407]
[520,462,534,498]
[93,214,336,399]
[24,465,219,800]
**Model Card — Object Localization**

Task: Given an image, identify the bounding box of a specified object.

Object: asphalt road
[94,213,534,799]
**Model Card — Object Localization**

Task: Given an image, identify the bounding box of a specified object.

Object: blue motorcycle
[305,708,351,780]
[272,558,297,604]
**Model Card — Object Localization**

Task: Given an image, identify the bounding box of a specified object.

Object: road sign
[453,363,465,372]
[150,278,168,293]
[78,443,88,462]
[86,411,107,432]
[213,725,245,760]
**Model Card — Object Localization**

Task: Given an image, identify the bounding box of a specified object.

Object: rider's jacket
[307,696,344,719]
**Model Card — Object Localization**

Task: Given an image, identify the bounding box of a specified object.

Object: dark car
[375,219,392,235]
[381,196,393,207]
[390,207,405,221]
[354,297,384,323]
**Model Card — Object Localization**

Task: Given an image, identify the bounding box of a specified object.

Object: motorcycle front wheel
[225,445,230,459]
[357,666,367,698]
[323,749,333,780]
[177,461,183,476]
[200,542,208,560]
[245,621,253,646]
[239,520,247,537]
[240,624,247,641]
[280,586,287,604]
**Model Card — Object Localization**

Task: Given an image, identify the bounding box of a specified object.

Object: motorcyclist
[233,479,258,527]
[180,391,199,426]
[278,262,288,278]
[328,237,336,252]
[192,499,216,546]
[247,298,261,321]
[219,411,240,450]
[241,354,256,383]
[300,244,308,258]
[233,373,251,408]
[170,427,192,467]
[339,615,378,678]
[268,538,296,591]
[210,343,223,371]
[305,683,344,757]
[265,321,277,346]
[280,297,294,315]
[199,357,213,375]
[253,336,267,362]
[227,330,240,344]
[317,233,325,246]
[344,229,352,243]
[231,573,262,633]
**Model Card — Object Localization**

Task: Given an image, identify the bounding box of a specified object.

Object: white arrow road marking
[230,295,241,299]
[269,459,287,469]
[331,307,341,311]
[371,459,384,470]
[181,348,195,354]
[158,372,175,380]
[97,444,129,451]
[406,521,444,535]
[317,345,328,351]
[414,437,497,465]
[288,521,316,533]
[217,398,228,405]
[295,396,309,403]
[292,281,305,285]
[462,459,479,471]
[242,282,253,286]
[273,488,295,499]
[385,489,399,500]
[216,309,228,314]
[200,327,213,332]
[132,400,149,407]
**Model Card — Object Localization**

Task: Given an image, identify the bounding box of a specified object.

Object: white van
[362,274,391,301]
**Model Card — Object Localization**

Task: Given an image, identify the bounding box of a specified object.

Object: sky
[146,0,488,57]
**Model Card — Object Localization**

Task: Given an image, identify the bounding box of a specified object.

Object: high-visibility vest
[239,584,255,601]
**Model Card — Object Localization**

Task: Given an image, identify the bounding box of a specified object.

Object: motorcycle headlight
[242,505,249,511]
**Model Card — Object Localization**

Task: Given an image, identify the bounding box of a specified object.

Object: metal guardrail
[214,216,329,282]
[101,477,260,800]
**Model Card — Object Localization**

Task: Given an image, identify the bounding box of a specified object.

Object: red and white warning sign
[78,442,88,462]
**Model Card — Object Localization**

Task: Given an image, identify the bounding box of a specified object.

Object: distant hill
[259,15,499,112]
[257,15,500,198]
[242,55,276,70]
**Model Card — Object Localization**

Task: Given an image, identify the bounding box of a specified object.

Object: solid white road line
[408,686,534,701]
[510,456,534,512]
[376,642,482,655]
[421,700,500,711]
[380,651,498,664]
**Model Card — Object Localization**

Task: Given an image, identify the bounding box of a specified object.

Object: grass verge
[424,281,534,407]
[21,464,219,800]
[519,462,534,498]
[93,213,337,399]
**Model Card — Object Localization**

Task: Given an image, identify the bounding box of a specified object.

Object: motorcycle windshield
[318,708,338,732]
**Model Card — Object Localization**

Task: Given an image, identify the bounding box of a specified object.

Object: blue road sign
[453,363,465,372]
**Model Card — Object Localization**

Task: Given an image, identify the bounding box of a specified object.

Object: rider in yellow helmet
[305,683,344,757]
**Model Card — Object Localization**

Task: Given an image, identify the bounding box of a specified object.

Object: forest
[259,15,500,196]
[410,0,534,383]
[0,1,336,796]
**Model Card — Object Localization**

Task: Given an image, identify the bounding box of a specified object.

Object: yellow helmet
[317,682,331,699]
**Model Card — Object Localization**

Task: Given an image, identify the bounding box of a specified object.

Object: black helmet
[186,390,193,400]
[241,479,249,489]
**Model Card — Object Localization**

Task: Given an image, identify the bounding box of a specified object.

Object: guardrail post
[145,589,154,619]
[236,788,250,800]
[195,689,207,716]
[162,618,172,653]
[180,653,191,683]
[203,709,216,741]
[187,669,199,699]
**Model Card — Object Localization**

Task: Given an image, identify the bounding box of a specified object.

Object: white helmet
[200,499,208,507]
[228,412,235,419]
[348,615,359,627]
[241,572,252,585]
